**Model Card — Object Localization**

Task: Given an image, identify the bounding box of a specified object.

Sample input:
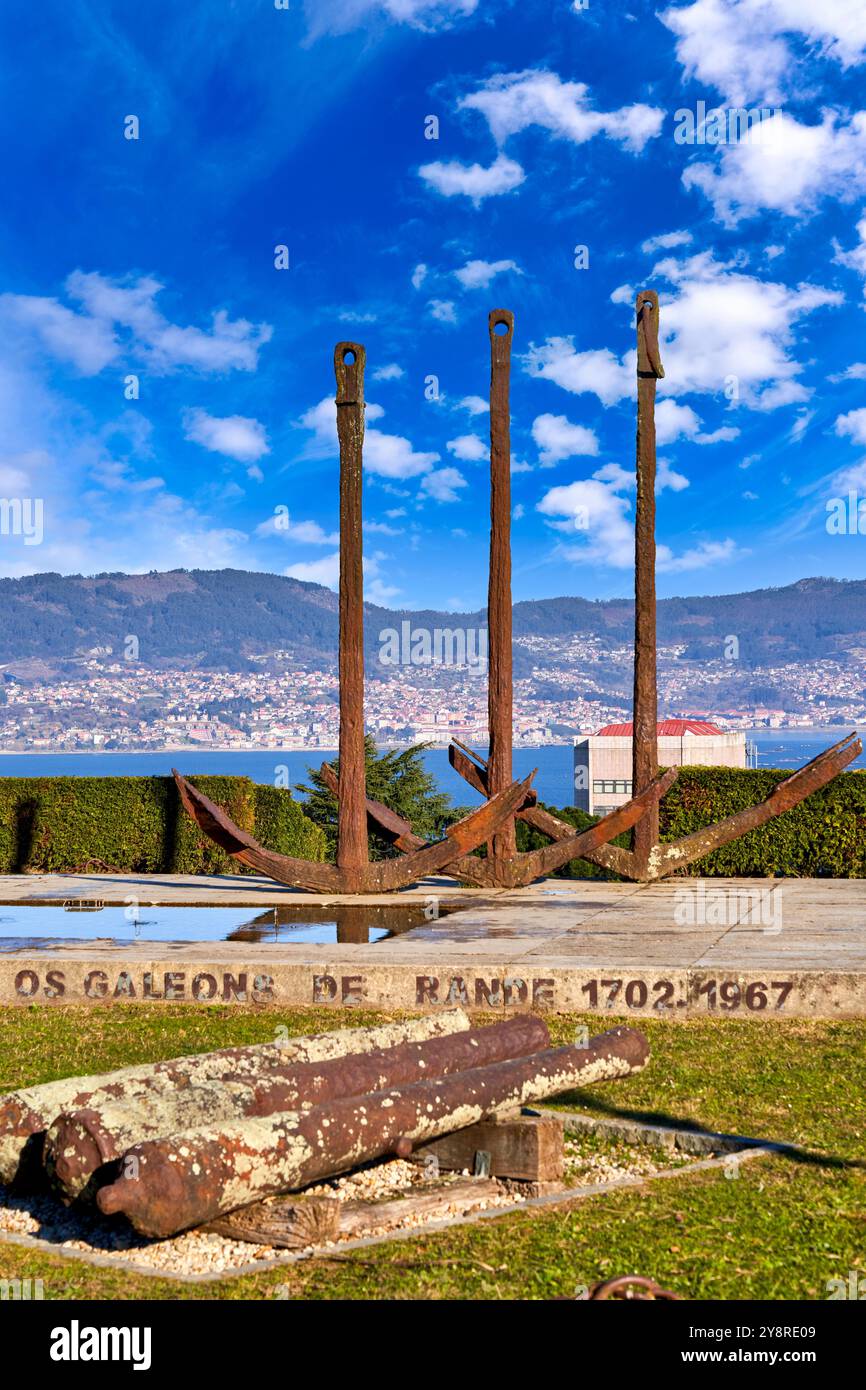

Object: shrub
[528,766,866,878]
[0,776,326,874]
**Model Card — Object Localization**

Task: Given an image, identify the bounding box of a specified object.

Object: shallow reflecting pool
[0,900,470,950]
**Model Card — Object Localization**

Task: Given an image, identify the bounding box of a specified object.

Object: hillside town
[0,630,863,751]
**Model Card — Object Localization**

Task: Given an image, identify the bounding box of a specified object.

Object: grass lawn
[0,1005,863,1301]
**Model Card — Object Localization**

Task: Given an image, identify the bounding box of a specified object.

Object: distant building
[573,719,746,815]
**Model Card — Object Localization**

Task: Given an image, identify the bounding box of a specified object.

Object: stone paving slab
[0,874,863,1018]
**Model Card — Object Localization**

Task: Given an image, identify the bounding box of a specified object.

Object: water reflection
[226,901,464,945]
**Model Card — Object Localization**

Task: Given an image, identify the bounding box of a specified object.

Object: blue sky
[2,0,866,610]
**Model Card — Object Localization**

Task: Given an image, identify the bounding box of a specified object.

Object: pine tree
[296,736,458,859]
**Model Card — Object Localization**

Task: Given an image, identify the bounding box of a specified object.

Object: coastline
[0,726,862,757]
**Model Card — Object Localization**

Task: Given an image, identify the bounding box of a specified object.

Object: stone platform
[0,873,863,1018]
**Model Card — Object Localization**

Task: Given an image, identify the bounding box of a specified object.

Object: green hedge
[0,776,326,874]
[518,766,866,878]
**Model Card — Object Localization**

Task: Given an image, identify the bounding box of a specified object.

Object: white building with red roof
[573,719,746,815]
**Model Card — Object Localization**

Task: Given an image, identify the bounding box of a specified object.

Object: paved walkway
[0,874,863,1017]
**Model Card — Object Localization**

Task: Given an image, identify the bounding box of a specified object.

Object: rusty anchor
[173,341,533,894]
[334,310,676,888]
[577,291,862,881]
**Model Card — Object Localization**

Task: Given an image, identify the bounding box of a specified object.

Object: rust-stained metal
[45,1016,549,1203]
[322,314,672,888]
[578,290,863,881]
[335,342,368,892]
[97,1027,650,1237]
[441,767,678,889]
[0,1011,470,1189]
[488,310,517,867]
[172,765,533,892]
[632,291,663,877]
[173,338,535,894]
[441,308,675,886]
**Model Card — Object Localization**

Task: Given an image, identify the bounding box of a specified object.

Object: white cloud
[282,549,399,602]
[829,361,866,381]
[453,258,522,290]
[659,253,839,409]
[524,340,632,407]
[527,255,840,412]
[661,0,866,106]
[640,230,694,255]
[67,271,272,373]
[829,458,866,493]
[531,413,600,464]
[411,263,428,290]
[834,213,866,299]
[428,299,457,324]
[299,395,439,479]
[420,466,467,502]
[366,429,440,478]
[461,70,665,153]
[657,538,740,573]
[538,478,635,567]
[372,363,405,382]
[458,394,489,415]
[654,398,739,445]
[835,408,866,445]
[446,433,487,462]
[256,512,338,545]
[592,458,690,494]
[284,551,340,587]
[538,468,737,572]
[0,294,119,375]
[789,409,815,442]
[306,0,478,39]
[419,154,526,205]
[683,111,866,226]
[183,409,269,468]
[656,459,690,492]
[655,399,702,445]
[610,284,635,306]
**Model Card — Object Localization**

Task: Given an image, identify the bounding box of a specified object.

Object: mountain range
[0,570,864,677]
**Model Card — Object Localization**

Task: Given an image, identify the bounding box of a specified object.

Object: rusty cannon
[97,1026,649,1238]
[45,1015,550,1203]
[172,340,533,893]
[0,1010,470,1189]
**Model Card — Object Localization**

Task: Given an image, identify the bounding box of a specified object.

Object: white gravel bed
[0,1138,703,1278]
[563,1138,697,1187]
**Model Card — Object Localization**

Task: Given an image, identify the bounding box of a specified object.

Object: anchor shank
[488,309,517,862]
[633,292,663,875]
[335,343,369,887]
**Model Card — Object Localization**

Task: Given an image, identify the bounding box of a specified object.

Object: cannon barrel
[0,1009,469,1188]
[98,1027,649,1238]
[46,1015,549,1202]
